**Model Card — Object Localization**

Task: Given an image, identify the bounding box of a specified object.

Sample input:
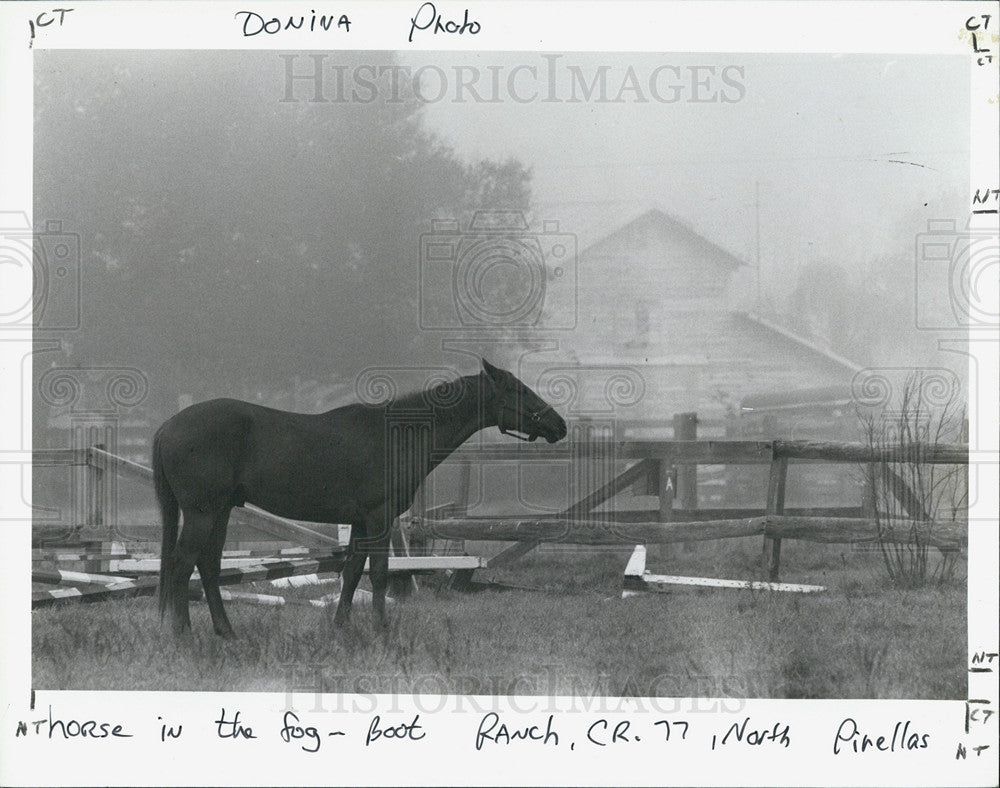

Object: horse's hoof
[215,627,236,639]
[171,625,193,640]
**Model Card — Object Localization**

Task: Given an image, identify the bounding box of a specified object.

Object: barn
[496,205,872,514]
[521,205,864,428]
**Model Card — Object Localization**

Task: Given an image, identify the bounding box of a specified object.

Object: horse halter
[495,389,554,442]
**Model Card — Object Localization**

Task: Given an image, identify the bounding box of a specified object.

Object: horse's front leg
[364,505,392,629]
[333,506,392,629]
[368,540,390,629]
[333,527,367,628]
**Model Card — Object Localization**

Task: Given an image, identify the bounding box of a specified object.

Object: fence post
[457,458,472,516]
[641,457,675,565]
[85,444,107,529]
[763,455,788,582]
[445,459,475,590]
[658,459,675,523]
[861,463,877,517]
[390,514,419,598]
[644,461,660,495]
[386,410,428,598]
[674,412,698,551]
[83,444,110,573]
[455,457,471,558]
[642,414,671,495]
[74,419,116,536]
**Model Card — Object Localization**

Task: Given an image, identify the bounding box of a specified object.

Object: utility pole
[755,180,761,315]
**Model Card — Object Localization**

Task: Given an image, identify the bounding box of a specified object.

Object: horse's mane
[387,371,482,411]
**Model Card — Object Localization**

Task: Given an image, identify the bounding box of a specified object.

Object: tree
[33,51,533,413]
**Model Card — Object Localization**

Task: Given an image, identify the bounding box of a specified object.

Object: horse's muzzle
[544,422,567,443]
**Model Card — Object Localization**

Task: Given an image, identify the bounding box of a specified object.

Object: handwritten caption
[12,705,948,759]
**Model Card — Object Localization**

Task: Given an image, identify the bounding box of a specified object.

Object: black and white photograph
[1,2,997,785]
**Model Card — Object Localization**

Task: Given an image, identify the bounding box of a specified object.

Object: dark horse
[154,359,566,636]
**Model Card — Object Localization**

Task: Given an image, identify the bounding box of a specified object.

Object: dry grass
[32,539,966,699]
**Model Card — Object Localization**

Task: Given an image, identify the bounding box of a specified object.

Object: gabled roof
[531,201,864,380]
[740,384,852,413]
[732,311,865,374]
[532,202,749,267]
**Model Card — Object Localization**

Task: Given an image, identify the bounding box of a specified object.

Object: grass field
[32,538,967,699]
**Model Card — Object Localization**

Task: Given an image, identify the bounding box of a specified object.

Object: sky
[22,47,977,403]
[399,51,970,301]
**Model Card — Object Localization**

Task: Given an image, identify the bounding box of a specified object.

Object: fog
[406,52,969,279]
[31,49,971,433]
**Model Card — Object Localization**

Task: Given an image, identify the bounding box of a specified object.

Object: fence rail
[30,440,968,474]
[407,514,966,551]
[408,435,969,583]
[86,447,342,548]
[31,434,969,590]
[442,440,968,464]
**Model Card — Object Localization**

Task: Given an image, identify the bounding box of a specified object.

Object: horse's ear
[481,358,503,390]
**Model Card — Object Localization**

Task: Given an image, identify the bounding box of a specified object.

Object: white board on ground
[624,573,826,596]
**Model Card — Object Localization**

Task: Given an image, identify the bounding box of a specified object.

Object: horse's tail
[153,429,179,621]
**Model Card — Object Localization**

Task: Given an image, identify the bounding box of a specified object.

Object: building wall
[533,211,854,425]
[575,213,735,361]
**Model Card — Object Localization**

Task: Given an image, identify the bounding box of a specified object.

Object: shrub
[858,372,966,586]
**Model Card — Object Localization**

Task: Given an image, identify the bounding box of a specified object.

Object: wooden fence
[30,447,484,608]
[31,436,968,607]
[404,438,969,585]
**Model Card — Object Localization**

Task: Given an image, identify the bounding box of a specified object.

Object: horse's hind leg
[197,508,234,638]
[350,507,391,629]
[333,522,368,627]
[171,508,213,634]
[333,552,366,627]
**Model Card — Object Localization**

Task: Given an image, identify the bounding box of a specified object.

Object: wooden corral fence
[30,447,484,609]
[31,436,968,607]
[404,437,969,595]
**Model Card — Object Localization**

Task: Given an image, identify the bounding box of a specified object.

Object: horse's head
[481,359,568,444]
